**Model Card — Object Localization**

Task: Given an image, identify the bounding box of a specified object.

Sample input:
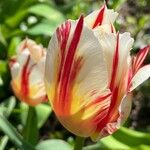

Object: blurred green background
[0,0,150,149]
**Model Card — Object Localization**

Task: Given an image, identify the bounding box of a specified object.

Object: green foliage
[20,103,52,129]
[36,140,72,150]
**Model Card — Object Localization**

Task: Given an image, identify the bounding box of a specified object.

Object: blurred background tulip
[9,39,47,106]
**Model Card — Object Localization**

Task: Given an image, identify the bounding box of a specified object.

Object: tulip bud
[10,39,47,106]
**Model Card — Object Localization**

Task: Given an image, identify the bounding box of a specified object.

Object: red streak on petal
[93,108,109,124]
[56,21,71,83]
[95,34,120,132]
[86,92,111,108]
[21,56,35,99]
[54,21,71,112]
[92,5,105,29]
[59,16,83,114]
[95,86,119,131]
[127,68,133,91]
[132,45,150,75]
[21,56,30,97]
[109,33,119,90]
[54,16,84,115]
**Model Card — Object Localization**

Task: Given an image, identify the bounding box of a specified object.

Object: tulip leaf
[27,22,54,36]
[129,145,150,150]
[0,25,7,45]
[0,136,9,150]
[36,140,72,150]
[28,4,65,22]
[20,103,52,129]
[27,18,62,36]
[0,115,35,150]
[100,135,129,149]
[5,10,27,28]
[27,4,65,36]
[0,96,16,117]
[7,37,21,58]
[112,127,150,147]
[0,60,7,75]
[83,143,104,150]
[83,144,150,150]
[99,127,150,150]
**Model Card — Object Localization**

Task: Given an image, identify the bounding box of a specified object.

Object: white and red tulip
[45,4,150,141]
[10,39,47,106]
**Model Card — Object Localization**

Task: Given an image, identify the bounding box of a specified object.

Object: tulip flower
[10,39,47,106]
[45,4,150,141]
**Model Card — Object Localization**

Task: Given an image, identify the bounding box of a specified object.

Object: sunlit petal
[130,65,150,91]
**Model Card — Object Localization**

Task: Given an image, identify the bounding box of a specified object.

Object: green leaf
[23,106,38,145]
[20,103,52,128]
[0,60,7,75]
[0,115,34,150]
[100,135,129,149]
[99,127,150,150]
[27,18,62,36]
[7,37,21,58]
[129,145,150,150]
[0,96,16,117]
[27,22,54,36]
[28,4,65,22]
[0,25,7,45]
[112,127,150,147]
[27,4,65,36]
[0,136,9,150]
[36,140,72,150]
[5,10,27,28]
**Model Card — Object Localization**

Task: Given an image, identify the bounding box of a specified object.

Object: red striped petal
[55,16,84,115]
[109,32,119,90]
[92,5,106,28]
[132,45,150,75]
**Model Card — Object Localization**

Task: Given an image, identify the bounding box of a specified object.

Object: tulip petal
[85,5,118,29]
[9,59,20,80]
[90,32,134,141]
[118,94,132,125]
[132,46,150,75]
[95,31,134,86]
[91,94,132,141]
[17,38,46,63]
[130,65,150,91]
[45,16,109,137]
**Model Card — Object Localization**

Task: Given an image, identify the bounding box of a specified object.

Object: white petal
[17,49,30,67]
[95,31,134,83]
[45,19,109,113]
[102,8,118,24]
[74,24,109,109]
[118,94,132,125]
[85,6,118,28]
[130,65,150,91]
[10,62,20,80]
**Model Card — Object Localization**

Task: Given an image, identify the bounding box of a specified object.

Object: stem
[23,106,38,145]
[74,136,85,150]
